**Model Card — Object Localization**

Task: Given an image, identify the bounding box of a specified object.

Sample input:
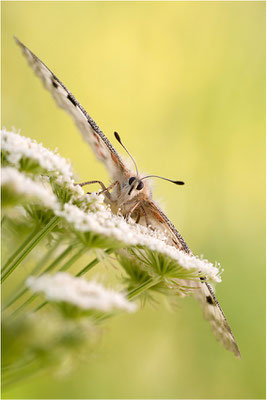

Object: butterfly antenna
[114,131,139,176]
[140,175,185,185]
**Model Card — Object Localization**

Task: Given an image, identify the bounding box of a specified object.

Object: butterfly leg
[125,201,141,222]
[76,180,121,202]
[140,205,150,227]
[135,209,141,224]
[76,180,114,201]
[76,180,106,188]
[98,181,121,197]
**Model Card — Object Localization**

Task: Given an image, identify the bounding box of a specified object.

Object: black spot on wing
[67,94,76,107]
[51,77,58,88]
[206,295,214,305]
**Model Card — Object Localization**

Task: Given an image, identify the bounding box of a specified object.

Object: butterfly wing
[142,199,241,358]
[15,37,128,181]
[141,199,191,252]
[195,278,241,358]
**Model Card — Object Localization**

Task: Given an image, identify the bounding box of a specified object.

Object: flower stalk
[76,248,114,277]
[127,276,162,300]
[3,243,73,311]
[2,228,39,273]
[1,216,60,282]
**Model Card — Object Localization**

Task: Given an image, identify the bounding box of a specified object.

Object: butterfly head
[114,131,184,200]
[128,176,144,195]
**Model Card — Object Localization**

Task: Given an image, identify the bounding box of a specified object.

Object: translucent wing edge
[197,279,241,358]
[14,36,126,173]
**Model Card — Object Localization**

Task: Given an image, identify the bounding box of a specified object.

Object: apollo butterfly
[15,37,240,358]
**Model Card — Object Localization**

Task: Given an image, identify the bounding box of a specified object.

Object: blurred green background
[2,1,265,399]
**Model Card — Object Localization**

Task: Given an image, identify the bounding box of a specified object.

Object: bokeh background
[2,1,265,399]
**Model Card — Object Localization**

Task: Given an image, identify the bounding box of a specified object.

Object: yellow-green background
[2,1,265,399]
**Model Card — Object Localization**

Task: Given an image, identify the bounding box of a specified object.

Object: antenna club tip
[114,131,121,143]
[174,181,185,185]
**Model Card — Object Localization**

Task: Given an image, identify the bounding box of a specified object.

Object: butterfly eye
[136,181,144,191]
[129,177,136,185]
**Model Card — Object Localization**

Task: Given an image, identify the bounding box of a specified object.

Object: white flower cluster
[56,201,221,282]
[1,130,221,283]
[27,273,137,313]
[1,130,73,178]
[1,167,60,210]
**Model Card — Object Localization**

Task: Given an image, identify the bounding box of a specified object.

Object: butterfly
[15,37,241,358]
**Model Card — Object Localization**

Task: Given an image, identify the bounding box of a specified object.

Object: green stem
[3,287,28,311]
[58,247,88,272]
[11,294,37,317]
[93,311,116,323]
[3,359,39,389]
[3,244,74,311]
[3,359,32,373]
[44,244,74,273]
[30,238,62,276]
[34,300,48,312]
[2,229,39,273]
[76,248,114,277]
[1,216,60,283]
[127,276,162,300]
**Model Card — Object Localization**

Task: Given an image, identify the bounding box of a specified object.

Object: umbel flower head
[1,130,221,284]
[27,273,137,313]
[1,129,73,178]
[55,201,221,282]
[1,166,59,210]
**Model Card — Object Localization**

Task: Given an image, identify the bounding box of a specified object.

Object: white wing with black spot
[142,199,241,358]
[196,278,241,358]
[15,37,128,181]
